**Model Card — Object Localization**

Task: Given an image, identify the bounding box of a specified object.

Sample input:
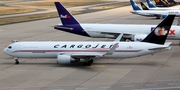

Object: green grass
[0,0,144,25]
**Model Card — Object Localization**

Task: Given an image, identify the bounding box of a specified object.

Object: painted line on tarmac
[134,86,180,90]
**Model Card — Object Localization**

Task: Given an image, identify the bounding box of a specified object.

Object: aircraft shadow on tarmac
[1,60,158,67]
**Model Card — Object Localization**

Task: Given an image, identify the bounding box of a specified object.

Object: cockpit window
[8,46,12,49]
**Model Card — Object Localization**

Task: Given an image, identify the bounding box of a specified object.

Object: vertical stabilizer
[54,2,90,37]
[54,2,80,25]
[154,0,169,7]
[130,0,142,11]
[140,2,149,10]
[142,15,175,44]
[146,0,156,8]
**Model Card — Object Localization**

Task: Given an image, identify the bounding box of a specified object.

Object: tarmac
[0,2,180,90]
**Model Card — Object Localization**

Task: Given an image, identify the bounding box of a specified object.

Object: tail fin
[54,2,80,25]
[154,0,170,7]
[140,2,149,10]
[146,0,156,8]
[141,15,175,45]
[167,0,180,5]
[130,0,142,11]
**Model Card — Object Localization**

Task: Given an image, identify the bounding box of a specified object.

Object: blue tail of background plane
[130,0,142,11]
[146,0,156,8]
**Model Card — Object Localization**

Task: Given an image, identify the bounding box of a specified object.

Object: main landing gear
[156,17,160,19]
[14,57,19,64]
[83,59,93,66]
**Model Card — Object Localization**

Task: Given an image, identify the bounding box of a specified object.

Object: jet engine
[57,55,80,64]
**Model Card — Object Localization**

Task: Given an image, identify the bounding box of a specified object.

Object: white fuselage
[3,41,170,59]
[149,8,180,10]
[131,10,180,17]
[78,24,180,39]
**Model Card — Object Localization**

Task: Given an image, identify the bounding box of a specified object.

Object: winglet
[114,33,123,42]
[105,43,119,55]
[141,15,175,45]
[130,0,142,11]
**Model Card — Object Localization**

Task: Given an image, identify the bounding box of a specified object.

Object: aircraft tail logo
[154,27,168,36]
[54,2,80,25]
[141,15,175,45]
[60,14,71,19]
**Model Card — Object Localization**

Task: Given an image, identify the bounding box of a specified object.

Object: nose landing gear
[14,57,19,64]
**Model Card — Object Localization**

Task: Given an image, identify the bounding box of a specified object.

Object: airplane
[145,0,180,10]
[130,0,180,19]
[3,14,175,66]
[154,0,180,7]
[167,0,180,5]
[154,0,171,7]
[140,1,180,11]
[54,2,180,41]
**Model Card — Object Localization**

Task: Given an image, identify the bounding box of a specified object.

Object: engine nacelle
[133,34,147,42]
[57,55,80,64]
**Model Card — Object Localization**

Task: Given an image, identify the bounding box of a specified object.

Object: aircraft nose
[3,48,8,54]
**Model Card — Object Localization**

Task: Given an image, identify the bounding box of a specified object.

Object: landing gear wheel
[14,57,19,64]
[83,59,93,66]
[83,62,87,66]
[15,60,19,64]
[156,17,160,19]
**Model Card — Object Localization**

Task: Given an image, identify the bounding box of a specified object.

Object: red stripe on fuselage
[12,49,142,53]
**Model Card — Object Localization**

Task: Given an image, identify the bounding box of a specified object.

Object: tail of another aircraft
[142,15,175,44]
[130,0,142,11]
[167,0,180,5]
[146,0,156,8]
[54,2,80,25]
[54,2,90,37]
[154,0,170,7]
[140,2,149,10]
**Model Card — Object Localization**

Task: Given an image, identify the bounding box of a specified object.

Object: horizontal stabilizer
[148,46,172,51]
[54,25,73,30]
[164,42,172,46]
